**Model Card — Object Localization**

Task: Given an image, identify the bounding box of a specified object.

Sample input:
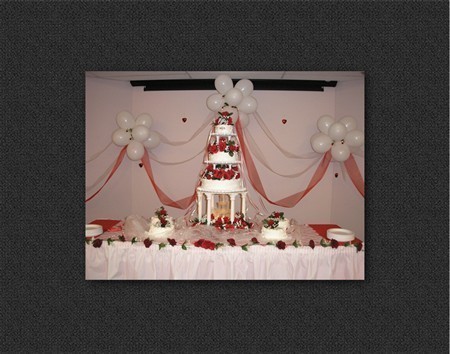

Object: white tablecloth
[86,232,364,280]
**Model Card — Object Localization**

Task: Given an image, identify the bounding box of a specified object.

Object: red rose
[167,238,176,246]
[309,240,315,249]
[219,141,226,151]
[236,146,240,152]
[194,239,205,247]
[251,237,259,244]
[268,220,275,227]
[202,240,215,250]
[144,238,152,248]
[228,144,235,152]
[223,216,230,224]
[207,164,213,171]
[276,241,286,250]
[232,166,239,171]
[206,174,212,180]
[355,242,363,252]
[225,224,235,230]
[331,239,339,249]
[92,239,102,248]
[227,238,236,246]
[274,212,280,218]
[235,173,240,179]
[213,169,223,179]
[228,117,233,125]
[221,111,229,116]
[160,209,167,216]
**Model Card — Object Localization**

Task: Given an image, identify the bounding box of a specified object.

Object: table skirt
[86,242,364,280]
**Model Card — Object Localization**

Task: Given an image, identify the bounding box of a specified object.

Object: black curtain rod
[130,79,337,92]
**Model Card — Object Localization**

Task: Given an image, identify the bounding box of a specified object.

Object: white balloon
[339,116,357,132]
[132,125,150,142]
[345,129,364,147]
[317,115,335,134]
[238,112,249,128]
[237,95,258,113]
[310,133,332,153]
[206,93,225,111]
[143,131,161,149]
[112,129,132,146]
[214,74,233,94]
[235,79,254,97]
[328,122,347,141]
[127,141,145,161]
[116,111,135,130]
[331,142,350,162]
[224,88,243,106]
[135,113,153,128]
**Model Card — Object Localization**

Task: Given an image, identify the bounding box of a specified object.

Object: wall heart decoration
[182,117,187,123]
[282,118,287,124]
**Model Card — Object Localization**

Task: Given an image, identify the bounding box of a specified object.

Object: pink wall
[86,75,364,240]
[85,77,133,222]
[332,79,365,239]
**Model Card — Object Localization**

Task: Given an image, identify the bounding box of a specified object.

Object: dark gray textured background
[1,1,448,352]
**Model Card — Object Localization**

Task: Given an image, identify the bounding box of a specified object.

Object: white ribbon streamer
[243,128,321,178]
[148,147,205,165]
[252,112,320,159]
[86,156,117,192]
[158,112,214,146]
[86,141,113,163]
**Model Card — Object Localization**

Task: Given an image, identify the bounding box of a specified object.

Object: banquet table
[85,219,364,280]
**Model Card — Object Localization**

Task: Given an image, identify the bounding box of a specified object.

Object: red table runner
[88,219,122,233]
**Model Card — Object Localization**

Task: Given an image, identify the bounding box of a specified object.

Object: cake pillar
[241,192,247,217]
[230,194,236,222]
[206,193,212,225]
[197,192,203,221]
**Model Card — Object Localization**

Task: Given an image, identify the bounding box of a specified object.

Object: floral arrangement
[152,206,172,228]
[213,110,234,126]
[191,212,253,230]
[208,137,240,156]
[201,164,240,180]
[262,211,285,229]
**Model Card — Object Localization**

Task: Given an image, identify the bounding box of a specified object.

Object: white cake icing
[214,125,234,135]
[261,227,288,241]
[209,151,238,163]
[277,219,290,230]
[145,216,174,240]
[201,178,242,191]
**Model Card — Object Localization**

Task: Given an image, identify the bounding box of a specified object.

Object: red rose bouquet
[213,111,234,126]
[201,164,240,181]
[208,137,240,157]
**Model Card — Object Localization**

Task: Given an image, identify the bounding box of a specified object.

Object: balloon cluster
[310,115,364,162]
[112,111,161,161]
[206,74,258,128]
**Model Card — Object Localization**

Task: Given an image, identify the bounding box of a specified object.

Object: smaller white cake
[261,227,288,241]
[209,151,238,163]
[201,178,242,191]
[145,213,175,240]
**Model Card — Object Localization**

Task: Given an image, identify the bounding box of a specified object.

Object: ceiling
[86,71,364,82]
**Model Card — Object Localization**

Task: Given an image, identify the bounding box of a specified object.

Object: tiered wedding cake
[196,107,249,227]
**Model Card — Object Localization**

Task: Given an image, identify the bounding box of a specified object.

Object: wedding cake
[196,106,249,227]
[145,206,174,240]
[261,212,290,241]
